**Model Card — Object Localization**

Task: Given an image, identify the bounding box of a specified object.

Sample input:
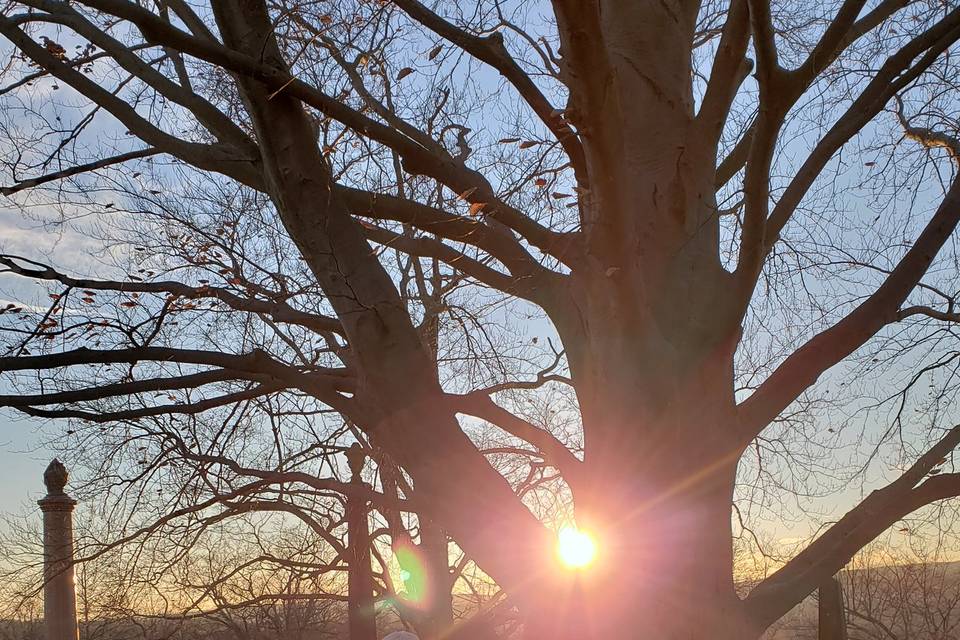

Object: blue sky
[0,411,53,514]
[0,3,958,564]
[0,204,88,514]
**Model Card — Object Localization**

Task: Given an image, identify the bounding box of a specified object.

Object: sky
[0,189,943,555]
[0,204,95,515]
[0,411,52,514]
[0,1,958,569]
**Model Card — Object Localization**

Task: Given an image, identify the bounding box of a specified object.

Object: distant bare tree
[771,542,960,640]
[839,546,960,640]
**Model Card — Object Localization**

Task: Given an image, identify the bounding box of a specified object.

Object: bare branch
[0,254,344,336]
[13,383,285,422]
[738,176,960,438]
[0,13,262,188]
[0,346,353,398]
[745,425,960,627]
[0,148,159,196]
[0,369,266,406]
[391,0,587,183]
[449,391,582,486]
[761,8,960,253]
[73,0,574,260]
[337,185,565,280]
[697,0,751,144]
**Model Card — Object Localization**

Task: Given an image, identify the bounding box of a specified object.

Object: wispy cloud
[0,297,53,314]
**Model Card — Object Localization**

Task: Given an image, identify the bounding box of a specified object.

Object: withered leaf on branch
[468,202,487,217]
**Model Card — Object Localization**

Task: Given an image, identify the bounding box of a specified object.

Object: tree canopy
[2,1,960,638]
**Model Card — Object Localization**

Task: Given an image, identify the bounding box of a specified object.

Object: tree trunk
[414,520,455,639]
[212,0,557,607]
[527,591,761,640]
[533,271,754,639]
[524,481,762,639]
[522,460,761,639]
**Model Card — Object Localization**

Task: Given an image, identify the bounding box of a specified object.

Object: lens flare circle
[557,527,597,569]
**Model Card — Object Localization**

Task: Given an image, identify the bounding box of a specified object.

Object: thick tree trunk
[209,4,819,638]
[524,473,761,639]
[535,265,753,639]
[210,6,760,636]
[528,588,760,640]
[212,2,556,611]
[415,520,455,637]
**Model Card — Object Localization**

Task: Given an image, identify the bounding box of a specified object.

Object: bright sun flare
[557,527,597,569]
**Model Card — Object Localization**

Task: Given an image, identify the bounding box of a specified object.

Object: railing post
[38,459,78,640]
[346,444,377,640]
[818,576,848,640]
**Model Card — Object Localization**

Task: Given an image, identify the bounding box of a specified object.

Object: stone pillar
[345,444,377,640]
[38,459,78,640]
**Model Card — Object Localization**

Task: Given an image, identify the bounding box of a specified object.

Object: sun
[557,527,597,569]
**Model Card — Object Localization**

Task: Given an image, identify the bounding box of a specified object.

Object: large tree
[3,0,960,637]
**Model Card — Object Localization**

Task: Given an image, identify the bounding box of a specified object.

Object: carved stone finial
[345,443,366,480]
[43,459,68,495]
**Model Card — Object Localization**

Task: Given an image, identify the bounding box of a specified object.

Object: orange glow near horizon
[557,527,597,569]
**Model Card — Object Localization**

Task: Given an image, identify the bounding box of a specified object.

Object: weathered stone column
[38,459,78,640]
[345,444,377,640]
